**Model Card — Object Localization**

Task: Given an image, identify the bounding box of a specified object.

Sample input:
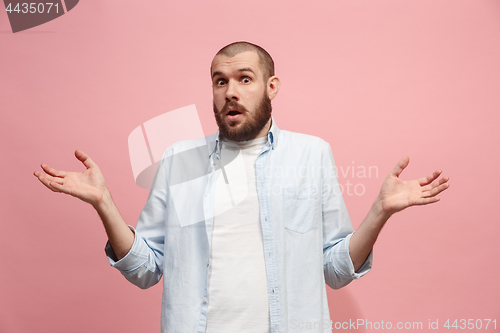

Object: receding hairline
[212,41,275,80]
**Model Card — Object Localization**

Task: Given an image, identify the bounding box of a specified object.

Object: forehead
[211,51,262,77]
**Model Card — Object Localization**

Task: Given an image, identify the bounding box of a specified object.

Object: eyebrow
[212,71,223,79]
[212,67,256,79]
[237,68,255,74]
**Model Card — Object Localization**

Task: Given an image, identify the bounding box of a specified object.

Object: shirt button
[202,298,207,304]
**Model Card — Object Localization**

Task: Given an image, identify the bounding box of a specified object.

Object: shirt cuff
[104,225,148,272]
[341,232,373,279]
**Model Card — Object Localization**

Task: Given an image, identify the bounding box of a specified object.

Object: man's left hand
[378,156,450,217]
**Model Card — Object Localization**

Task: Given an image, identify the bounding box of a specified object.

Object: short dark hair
[215,41,275,80]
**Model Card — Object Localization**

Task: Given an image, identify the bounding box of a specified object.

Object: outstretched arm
[33,149,134,260]
[349,156,450,271]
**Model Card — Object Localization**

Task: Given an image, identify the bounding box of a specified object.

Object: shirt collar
[268,116,280,150]
[209,116,280,159]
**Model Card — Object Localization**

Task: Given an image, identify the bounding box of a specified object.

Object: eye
[215,78,226,86]
[241,77,251,84]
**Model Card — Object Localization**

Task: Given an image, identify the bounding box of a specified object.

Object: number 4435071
[5,3,59,14]
[444,319,496,330]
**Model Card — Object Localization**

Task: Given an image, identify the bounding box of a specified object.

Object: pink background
[1,0,499,332]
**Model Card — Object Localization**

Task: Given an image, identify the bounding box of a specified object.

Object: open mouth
[227,109,242,121]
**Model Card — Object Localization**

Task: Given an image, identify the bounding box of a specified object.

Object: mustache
[217,100,249,114]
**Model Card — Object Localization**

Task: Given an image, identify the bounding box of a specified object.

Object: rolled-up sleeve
[321,142,373,289]
[105,225,164,290]
[104,150,170,290]
[323,232,372,289]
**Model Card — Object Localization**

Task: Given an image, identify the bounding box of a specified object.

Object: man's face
[211,51,272,142]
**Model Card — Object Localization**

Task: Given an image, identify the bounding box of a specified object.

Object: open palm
[379,156,450,216]
[34,149,107,207]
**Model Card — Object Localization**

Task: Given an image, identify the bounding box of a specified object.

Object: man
[34,42,449,333]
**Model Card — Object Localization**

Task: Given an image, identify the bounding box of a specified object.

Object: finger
[436,176,449,187]
[40,163,67,178]
[390,156,409,177]
[422,181,450,198]
[75,149,97,169]
[48,180,73,195]
[35,173,63,193]
[34,172,53,190]
[421,176,449,192]
[414,196,441,205]
[417,169,442,186]
[35,171,64,185]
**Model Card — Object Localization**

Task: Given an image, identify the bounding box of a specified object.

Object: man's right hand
[34,149,107,208]
[34,149,135,260]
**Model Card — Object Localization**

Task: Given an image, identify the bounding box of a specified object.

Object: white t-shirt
[206,136,270,333]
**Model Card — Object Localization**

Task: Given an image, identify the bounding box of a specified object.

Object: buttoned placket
[256,131,281,333]
[198,137,221,333]
[199,131,282,333]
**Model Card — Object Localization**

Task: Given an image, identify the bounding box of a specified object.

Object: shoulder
[162,133,217,157]
[278,129,331,151]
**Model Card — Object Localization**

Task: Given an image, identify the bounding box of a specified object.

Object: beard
[213,91,272,142]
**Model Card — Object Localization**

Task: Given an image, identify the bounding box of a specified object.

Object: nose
[225,80,239,102]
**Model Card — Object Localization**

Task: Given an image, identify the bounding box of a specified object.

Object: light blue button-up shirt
[106,118,372,333]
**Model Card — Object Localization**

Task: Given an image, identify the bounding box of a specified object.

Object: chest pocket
[282,186,319,234]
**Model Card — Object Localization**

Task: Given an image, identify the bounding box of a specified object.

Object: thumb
[75,149,97,169]
[390,156,410,177]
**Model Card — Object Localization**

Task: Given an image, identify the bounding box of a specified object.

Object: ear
[266,76,281,100]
